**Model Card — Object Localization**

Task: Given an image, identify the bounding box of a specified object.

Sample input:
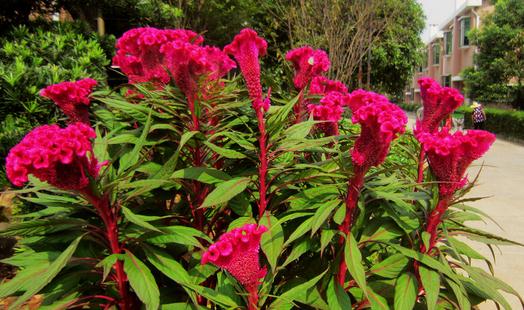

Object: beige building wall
[405,0,494,105]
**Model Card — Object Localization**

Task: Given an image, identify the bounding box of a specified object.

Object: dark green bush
[0,23,109,125]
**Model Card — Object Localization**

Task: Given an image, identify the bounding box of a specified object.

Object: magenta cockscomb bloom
[309,76,348,95]
[306,76,349,135]
[113,27,203,85]
[40,78,97,124]
[6,123,99,190]
[349,90,407,170]
[224,28,269,112]
[418,129,496,196]
[286,46,330,90]
[415,77,463,135]
[202,223,268,309]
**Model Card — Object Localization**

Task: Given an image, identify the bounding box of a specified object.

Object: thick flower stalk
[6,123,131,308]
[225,28,271,218]
[337,90,407,285]
[415,77,464,183]
[417,129,495,253]
[40,78,97,124]
[113,27,203,85]
[286,47,330,122]
[202,224,268,309]
[307,76,350,136]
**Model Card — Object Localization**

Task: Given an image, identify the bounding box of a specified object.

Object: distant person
[471,101,486,130]
[416,106,424,122]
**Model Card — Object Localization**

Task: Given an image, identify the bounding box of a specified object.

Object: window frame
[432,43,441,65]
[459,16,471,47]
[444,31,453,55]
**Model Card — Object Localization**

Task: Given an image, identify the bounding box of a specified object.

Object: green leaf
[394,272,417,310]
[96,254,122,282]
[311,199,340,236]
[269,269,327,309]
[369,254,409,279]
[281,120,316,140]
[360,220,403,243]
[282,239,312,267]
[5,235,83,310]
[344,232,367,293]
[445,277,470,310]
[200,177,250,208]
[260,215,284,272]
[122,206,162,232]
[327,278,351,310]
[183,282,239,308]
[283,216,314,247]
[172,167,231,184]
[203,141,246,159]
[119,109,153,174]
[153,131,199,179]
[366,286,390,310]
[123,250,160,310]
[320,229,336,255]
[419,266,440,310]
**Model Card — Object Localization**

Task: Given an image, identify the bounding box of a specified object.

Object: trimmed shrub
[459,106,524,141]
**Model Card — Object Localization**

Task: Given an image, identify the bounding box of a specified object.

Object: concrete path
[407,113,524,309]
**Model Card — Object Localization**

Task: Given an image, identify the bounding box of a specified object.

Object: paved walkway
[407,114,524,308]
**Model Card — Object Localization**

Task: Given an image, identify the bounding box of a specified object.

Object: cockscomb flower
[6,123,99,190]
[40,78,97,124]
[349,91,407,170]
[415,77,463,135]
[202,224,268,293]
[224,28,269,112]
[309,76,348,95]
[418,129,495,196]
[113,27,203,85]
[307,92,348,136]
[286,46,330,90]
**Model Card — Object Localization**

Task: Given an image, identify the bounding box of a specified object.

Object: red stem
[416,148,426,184]
[421,195,450,254]
[337,168,366,286]
[82,189,130,310]
[247,286,259,310]
[256,108,269,218]
[293,91,305,124]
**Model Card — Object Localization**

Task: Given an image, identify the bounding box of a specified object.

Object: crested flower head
[224,28,269,112]
[6,123,99,190]
[415,77,463,135]
[202,223,268,291]
[309,76,348,95]
[113,27,203,85]
[286,46,330,90]
[349,90,407,170]
[40,78,97,124]
[418,129,495,196]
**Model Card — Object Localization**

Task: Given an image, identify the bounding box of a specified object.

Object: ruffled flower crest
[416,77,464,135]
[224,28,269,111]
[286,46,330,90]
[418,129,496,196]
[40,78,97,124]
[347,90,408,170]
[6,123,99,190]
[201,223,268,291]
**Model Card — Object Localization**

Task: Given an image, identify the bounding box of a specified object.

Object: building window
[444,31,453,55]
[442,75,451,87]
[432,44,440,65]
[460,17,471,47]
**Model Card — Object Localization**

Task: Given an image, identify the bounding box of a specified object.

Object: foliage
[368,0,425,100]
[463,0,524,109]
[0,28,522,310]
[0,23,109,125]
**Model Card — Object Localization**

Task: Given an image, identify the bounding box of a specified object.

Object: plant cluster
[0,27,522,310]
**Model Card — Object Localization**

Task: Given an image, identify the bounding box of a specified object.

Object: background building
[406,0,494,104]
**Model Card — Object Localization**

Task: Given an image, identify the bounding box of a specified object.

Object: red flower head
[309,76,348,95]
[224,28,269,112]
[286,46,330,90]
[113,27,203,85]
[418,129,495,196]
[160,42,235,100]
[202,223,268,291]
[40,78,97,124]
[415,77,463,135]
[348,90,407,170]
[6,123,99,190]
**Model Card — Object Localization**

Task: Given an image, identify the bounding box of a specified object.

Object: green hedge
[397,103,524,141]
